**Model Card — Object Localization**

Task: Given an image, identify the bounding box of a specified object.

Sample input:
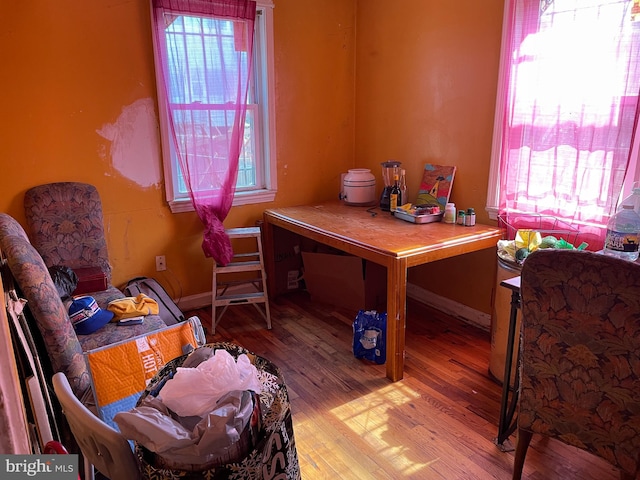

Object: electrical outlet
[155,255,166,271]
[287,270,299,290]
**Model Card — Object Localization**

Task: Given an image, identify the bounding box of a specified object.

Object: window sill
[168,189,277,214]
[486,205,499,221]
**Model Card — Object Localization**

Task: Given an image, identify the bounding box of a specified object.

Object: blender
[380,160,402,211]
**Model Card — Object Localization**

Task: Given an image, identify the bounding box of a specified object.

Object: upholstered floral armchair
[513,249,640,480]
[0,211,169,398]
[21,182,169,349]
[23,182,113,287]
[0,183,173,400]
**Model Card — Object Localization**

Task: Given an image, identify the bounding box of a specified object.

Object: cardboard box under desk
[271,226,304,296]
[301,251,386,311]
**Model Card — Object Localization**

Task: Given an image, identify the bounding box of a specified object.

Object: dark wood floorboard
[186,292,622,480]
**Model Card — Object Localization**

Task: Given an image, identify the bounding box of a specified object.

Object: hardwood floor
[186,292,622,480]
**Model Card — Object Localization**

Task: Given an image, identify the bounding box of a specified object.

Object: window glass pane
[152,2,276,210]
[488,0,640,241]
[237,108,258,190]
[164,13,256,193]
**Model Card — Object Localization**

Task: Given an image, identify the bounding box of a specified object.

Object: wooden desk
[262,201,503,382]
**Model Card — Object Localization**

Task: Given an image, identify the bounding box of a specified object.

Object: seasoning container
[457,210,466,225]
[464,208,476,226]
[443,203,456,223]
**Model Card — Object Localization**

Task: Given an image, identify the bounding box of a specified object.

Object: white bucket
[340,169,376,206]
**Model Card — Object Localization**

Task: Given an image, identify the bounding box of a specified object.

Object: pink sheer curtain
[497,0,640,250]
[152,0,256,265]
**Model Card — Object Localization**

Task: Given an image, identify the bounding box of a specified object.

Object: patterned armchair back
[24,182,112,283]
[0,213,90,397]
[519,249,640,476]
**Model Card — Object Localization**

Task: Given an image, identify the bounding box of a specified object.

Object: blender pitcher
[380,160,402,211]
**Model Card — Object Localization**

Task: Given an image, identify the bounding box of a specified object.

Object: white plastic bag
[158,349,262,417]
[115,390,257,465]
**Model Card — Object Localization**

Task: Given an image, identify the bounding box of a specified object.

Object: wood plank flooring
[186,292,623,480]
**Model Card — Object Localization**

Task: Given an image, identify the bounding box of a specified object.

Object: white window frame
[152,0,277,214]
[485,0,640,222]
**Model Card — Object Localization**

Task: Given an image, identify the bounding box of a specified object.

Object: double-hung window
[487,0,640,248]
[151,0,276,214]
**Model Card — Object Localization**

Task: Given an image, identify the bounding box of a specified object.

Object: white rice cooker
[340,168,377,206]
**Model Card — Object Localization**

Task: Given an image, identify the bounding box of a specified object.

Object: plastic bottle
[603,204,640,261]
[444,203,456,223]
[457,210,466,225]
[617,182,640,215]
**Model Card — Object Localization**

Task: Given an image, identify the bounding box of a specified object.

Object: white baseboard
[177,292,212,312]
[177,283,491,332]
[177,283,258,312]
[406,283,491,331]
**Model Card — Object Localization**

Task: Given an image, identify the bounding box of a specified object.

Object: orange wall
[355,0,504,312]
[1,0,356,300]
[1,0,503,314]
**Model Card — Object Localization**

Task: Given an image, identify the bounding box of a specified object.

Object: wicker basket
[498,212,580,246]
[135,342,301,480]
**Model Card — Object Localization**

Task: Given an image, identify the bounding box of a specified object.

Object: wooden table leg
[386,259,407,382]
[261,215,277,298]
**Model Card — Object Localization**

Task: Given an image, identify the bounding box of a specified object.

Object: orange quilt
[85,321,199,430]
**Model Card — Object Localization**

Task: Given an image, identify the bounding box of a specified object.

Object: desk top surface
[264,201,502,265]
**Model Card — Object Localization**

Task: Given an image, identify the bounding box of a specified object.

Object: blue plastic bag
[352,310,386,364]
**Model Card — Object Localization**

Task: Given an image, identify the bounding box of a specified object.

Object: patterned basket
[135,342,301,480]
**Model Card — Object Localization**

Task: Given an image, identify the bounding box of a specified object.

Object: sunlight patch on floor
[329,382,436,476]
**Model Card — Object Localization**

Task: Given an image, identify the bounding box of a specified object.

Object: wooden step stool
[211,227,271,334]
